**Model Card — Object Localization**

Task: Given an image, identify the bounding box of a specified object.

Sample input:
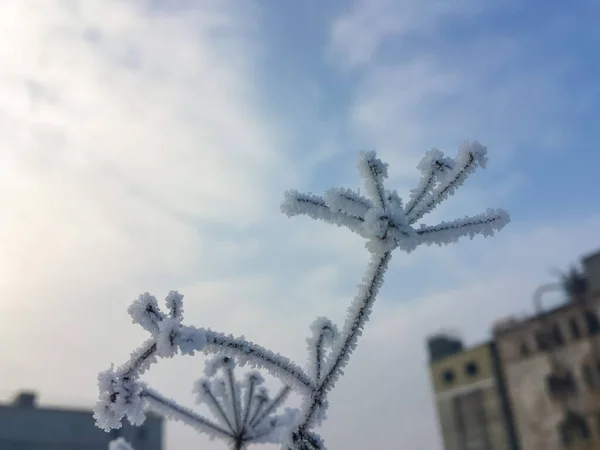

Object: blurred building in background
[428,247,600,450]
[427,335,519,450]
[494,249,600,450]
[0,390,163,450]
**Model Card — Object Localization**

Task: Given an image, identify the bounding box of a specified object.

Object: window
[585,311,600,335]
[519,340,530,357]
[442,369,455,384]
[546,371,577,398]
[465,361,478,377]
[536,330,549,351]
[560,412,590,446]
[570,318,581,339]
[551,324,564,346]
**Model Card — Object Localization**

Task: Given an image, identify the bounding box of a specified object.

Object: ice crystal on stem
[95,142,509,450]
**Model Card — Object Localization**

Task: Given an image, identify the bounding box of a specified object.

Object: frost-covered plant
[94,142,510,449]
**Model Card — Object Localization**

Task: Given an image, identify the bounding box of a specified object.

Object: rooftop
[1,390,162,420]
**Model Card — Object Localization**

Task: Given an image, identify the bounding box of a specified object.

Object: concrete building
[493,248,600,450]
[428,334,519,450]
[0,391,163,450]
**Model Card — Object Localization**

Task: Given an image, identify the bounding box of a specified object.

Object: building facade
[0,391,163,450]
[428,336,519,450]
[493,249,600,450]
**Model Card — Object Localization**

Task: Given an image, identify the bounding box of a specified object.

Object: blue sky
[0,1,599,449]
[257,0,600,221]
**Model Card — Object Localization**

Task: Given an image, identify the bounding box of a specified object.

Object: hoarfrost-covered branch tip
[95,142,509,450]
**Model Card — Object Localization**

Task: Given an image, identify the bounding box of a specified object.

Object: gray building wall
[0,392,162,450]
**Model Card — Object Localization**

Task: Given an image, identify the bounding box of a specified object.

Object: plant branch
[111,329,313,401]
[141,387,234,440]
[246,393,267,430]
[298,250,392,432]
[203,331,313,392]
[308,320,336,384]
[226,364,242,434]
[281,191,366,236]
[407,142,487,224]
[358,151,388,209]
[199,381,235,433]
[250,385,291,429]
[314,332,324,384]
[415,208,510,245]
[241,376,256,430]
[404,153,451,217]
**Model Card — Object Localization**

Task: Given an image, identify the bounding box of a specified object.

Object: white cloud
[0,0,294,359]
[0,0,295,234]
[327,0,480,69]
[328,0,593,183]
